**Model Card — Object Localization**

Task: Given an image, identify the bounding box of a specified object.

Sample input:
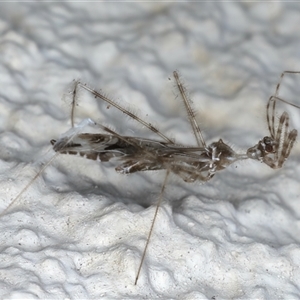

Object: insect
[2,70,300,285]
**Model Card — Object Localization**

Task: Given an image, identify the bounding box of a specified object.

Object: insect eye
[263,137,275,153]
[263,137,272,144]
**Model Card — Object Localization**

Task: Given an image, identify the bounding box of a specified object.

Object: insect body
[51,133,248,182]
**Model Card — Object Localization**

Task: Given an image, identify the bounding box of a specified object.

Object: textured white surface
[0,3,300,299]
